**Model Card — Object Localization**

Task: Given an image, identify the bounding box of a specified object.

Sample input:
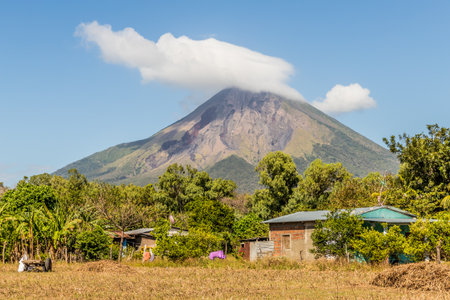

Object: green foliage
[384,124,450,215]
[251,189,273,219]
[351,229,385,263]
[207,178,237,201]
[383,226,408,262]
[352,226,406,263]
[87,181,153,261]
[252,155,363,217]
[232,213,268,240]
[153,219,222,261]
[28,173,53,186]
[0,166,235,263]
[156,164,190,212]
[328,177,377,209]
[292,159,351,210]
[186,198,235,233]
[75,226,112,261]
[311,210,363,258]
[256,151,300,200]
[40,205,82,256]
[251,152,299,218]
[405,218,450,261]
[156,164,236,213]
[119,183,155,207]
[66,169,88,207]
[89,182,149,231]
[1,181,57,212]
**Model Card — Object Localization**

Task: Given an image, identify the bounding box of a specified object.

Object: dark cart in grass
[22,258,52,272]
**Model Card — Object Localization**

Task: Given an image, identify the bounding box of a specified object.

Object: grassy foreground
[0,258,448,299]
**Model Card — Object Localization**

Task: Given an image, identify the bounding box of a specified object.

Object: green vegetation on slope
[206,155,261,194]
[55,142,143,178]
[311,126,396,177]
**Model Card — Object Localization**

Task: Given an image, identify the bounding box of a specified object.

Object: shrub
[405,218,450,261]
[232,213,268,240]
[75,226,112,261]
[311,210,363,258]
[352,226,406,263]
[154,219,223,261]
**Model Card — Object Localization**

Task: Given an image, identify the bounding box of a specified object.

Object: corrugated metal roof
[352,206,416,218]
[263,206,416,224]
[109,231,133,239]
[263,210,330,223]
[364,218,417,224]
[125,228,154,235]
[124,227,188,236]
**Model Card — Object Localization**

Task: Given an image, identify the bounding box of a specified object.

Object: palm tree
[41,205,81,261]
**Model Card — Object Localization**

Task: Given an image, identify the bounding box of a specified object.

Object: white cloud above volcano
[75,21,303,100]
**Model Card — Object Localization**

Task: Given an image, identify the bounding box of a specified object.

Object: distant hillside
[206,155,261,194]
[55,88,399,191]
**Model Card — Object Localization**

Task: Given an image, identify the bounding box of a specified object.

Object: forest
[0,124,449,263]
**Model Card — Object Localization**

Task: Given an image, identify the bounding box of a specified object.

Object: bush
[232,213,268,240]
[352,226,406,263]
[186,198,235,233]
[75,226,112,261]
[405,218,450,261]
[154,219,223,261]
[311,210,363,258]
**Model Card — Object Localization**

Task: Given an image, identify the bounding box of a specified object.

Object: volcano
[55,88,398,192]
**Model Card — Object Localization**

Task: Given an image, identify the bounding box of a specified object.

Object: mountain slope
[55,88,398,191]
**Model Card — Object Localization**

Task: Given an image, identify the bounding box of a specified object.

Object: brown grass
[371,262,450,291]
[76,260,133,273]
[0,259,449,299]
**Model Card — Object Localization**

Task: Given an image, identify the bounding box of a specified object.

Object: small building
[112,227,188,250]
[239,237,274,261]
[263,206,417,261]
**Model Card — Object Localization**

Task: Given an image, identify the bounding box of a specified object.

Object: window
[282,234,291,250]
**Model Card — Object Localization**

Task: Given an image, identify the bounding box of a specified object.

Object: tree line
[0,124,449,262]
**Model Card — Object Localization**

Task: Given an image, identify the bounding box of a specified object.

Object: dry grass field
[0,259,448,299]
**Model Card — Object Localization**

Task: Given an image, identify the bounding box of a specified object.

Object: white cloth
[18,258,25,272]
[149,248,155,262]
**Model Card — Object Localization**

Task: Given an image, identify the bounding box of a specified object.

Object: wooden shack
[239,237,274,261]
[113,227,188,250]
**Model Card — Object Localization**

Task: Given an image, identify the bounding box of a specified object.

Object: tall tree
[89,182,146,261]
[156,164,235,213]
[0,181,57,212]
[251,151,300,218]
[288,159,351,211]
[327,172,392,209]
[186,197,235,234]
[384,124,450,215]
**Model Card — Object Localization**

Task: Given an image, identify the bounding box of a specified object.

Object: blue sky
[1,1,450,186]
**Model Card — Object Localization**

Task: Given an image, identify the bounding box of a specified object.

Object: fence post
[437,240,441,264]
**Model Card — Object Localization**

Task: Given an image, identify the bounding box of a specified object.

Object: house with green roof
[262,206,417,261]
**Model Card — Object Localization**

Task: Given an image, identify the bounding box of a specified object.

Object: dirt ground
[0,260,448,299]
